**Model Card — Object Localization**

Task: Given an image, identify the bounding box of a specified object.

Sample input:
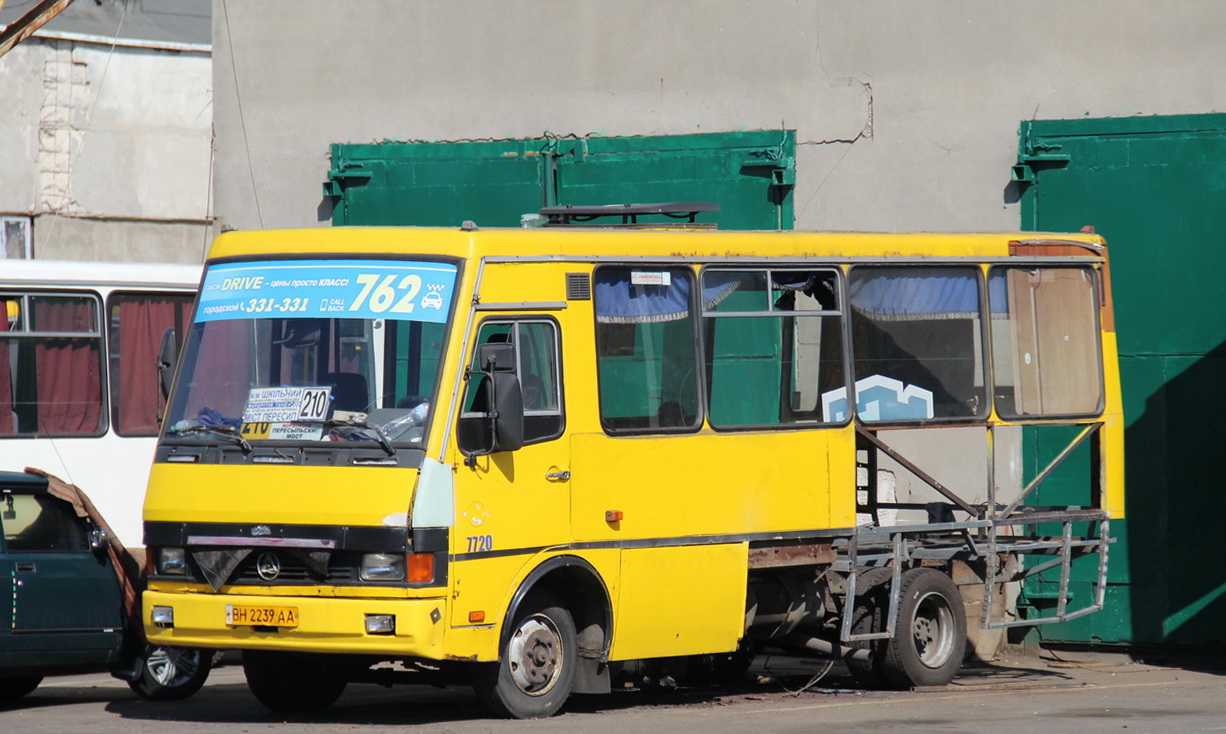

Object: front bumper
[143,590,448,657]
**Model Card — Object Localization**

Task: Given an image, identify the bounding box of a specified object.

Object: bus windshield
[164,259,457,448]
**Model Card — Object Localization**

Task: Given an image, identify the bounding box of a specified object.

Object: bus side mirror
[157,327,178,403]
[490,372,524,452]
[460,343,525,464]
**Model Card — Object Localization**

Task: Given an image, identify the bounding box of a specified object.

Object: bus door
[452,316,569,626]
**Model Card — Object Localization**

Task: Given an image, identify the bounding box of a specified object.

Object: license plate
[225,604,299,627]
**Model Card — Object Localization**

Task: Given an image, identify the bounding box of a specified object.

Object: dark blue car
[0,470,211,702]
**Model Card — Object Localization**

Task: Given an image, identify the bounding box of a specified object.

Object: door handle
[15,562,35,573]
[545,470,570,481]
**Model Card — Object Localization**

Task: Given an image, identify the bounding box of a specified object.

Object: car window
[2,494,89,552]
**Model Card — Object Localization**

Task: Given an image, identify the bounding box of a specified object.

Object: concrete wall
[211,0,1226,233]
[0,35,212,262]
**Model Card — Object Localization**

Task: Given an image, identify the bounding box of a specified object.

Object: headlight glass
[360,552,406,582]
[157,547,187,575]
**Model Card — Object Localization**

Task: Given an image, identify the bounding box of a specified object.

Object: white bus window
[108,293,195,436]
[0,294,104,436]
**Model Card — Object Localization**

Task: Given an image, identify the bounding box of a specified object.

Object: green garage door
[1016,114,1226,647]
[324,131,795,230]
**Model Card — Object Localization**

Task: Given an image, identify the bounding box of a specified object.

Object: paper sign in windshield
[243,386,331,424]
[197,259,457,323]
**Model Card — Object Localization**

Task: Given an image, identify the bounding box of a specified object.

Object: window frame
[462,315,566,446]
[592,264,704,436]
[699,265,851,432]
[0,288,108,438]
[846,263,992,425]
[986,264,1106,421]
[106,289,196,437]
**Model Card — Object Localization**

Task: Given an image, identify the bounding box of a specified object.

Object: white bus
[1,260,200,546]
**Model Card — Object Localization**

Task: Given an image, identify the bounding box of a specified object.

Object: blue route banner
[196,259,457,323]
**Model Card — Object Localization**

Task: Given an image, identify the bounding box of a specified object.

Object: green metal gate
[324,131,795,230]
[1016,114,1226,647]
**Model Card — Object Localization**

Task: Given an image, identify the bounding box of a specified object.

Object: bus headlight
[157,547,187,575]
[360,553,405,581]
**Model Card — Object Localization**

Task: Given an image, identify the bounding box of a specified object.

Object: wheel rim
[910,591,957,669]
[146,646,202,687]
[506,613,564,696]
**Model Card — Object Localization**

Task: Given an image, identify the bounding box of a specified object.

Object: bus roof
[0,260,201,290]
[207,227,1107,263]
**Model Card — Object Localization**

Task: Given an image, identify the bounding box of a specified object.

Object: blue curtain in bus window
[595,270,738,323]
[848,272,978,320]
[848,272,1005,319]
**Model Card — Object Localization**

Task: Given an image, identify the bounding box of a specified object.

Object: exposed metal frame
[839,421,1112,644]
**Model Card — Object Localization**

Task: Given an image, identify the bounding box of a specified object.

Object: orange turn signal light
[469,610,486,623]
[605,510,623,523]
[407,552,435,583]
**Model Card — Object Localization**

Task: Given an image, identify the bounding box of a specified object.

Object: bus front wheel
[879,568,966,688]
[243,650,347,713]
[475,597,577,719]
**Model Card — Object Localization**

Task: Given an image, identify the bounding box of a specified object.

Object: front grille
[230,549,359,585]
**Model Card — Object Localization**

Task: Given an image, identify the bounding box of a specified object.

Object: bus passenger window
[989,267,1102,417]
[702,269,845,428]
[108,292,194,436]
[0,294,104,436]
[594,267,700,433]
[847,266,987,422]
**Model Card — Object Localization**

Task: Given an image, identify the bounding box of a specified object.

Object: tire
[474,597,577,719]
[846,566,894,689]
[0,676,42,701]
[879,568,967,688]
[243,650,347,714]
[690,639,757,686]
[128,645,212,701]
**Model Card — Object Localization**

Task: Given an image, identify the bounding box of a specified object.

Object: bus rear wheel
[243,650,347,713]
[475,598,577,719]
[879,568,966,688]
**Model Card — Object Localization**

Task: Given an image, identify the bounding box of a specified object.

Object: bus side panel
[1100,331,1126,519]
[444,548,622,662]
[609,543,747,661]
[570,429,856,541]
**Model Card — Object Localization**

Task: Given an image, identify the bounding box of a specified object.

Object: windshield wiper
[166,423,252,453]
[322,417,396,456]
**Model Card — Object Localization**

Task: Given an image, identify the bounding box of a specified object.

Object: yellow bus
[142,208,1122,718]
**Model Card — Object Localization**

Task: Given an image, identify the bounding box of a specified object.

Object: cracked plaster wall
[0,37,212,262]
[213,0,1226,234]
